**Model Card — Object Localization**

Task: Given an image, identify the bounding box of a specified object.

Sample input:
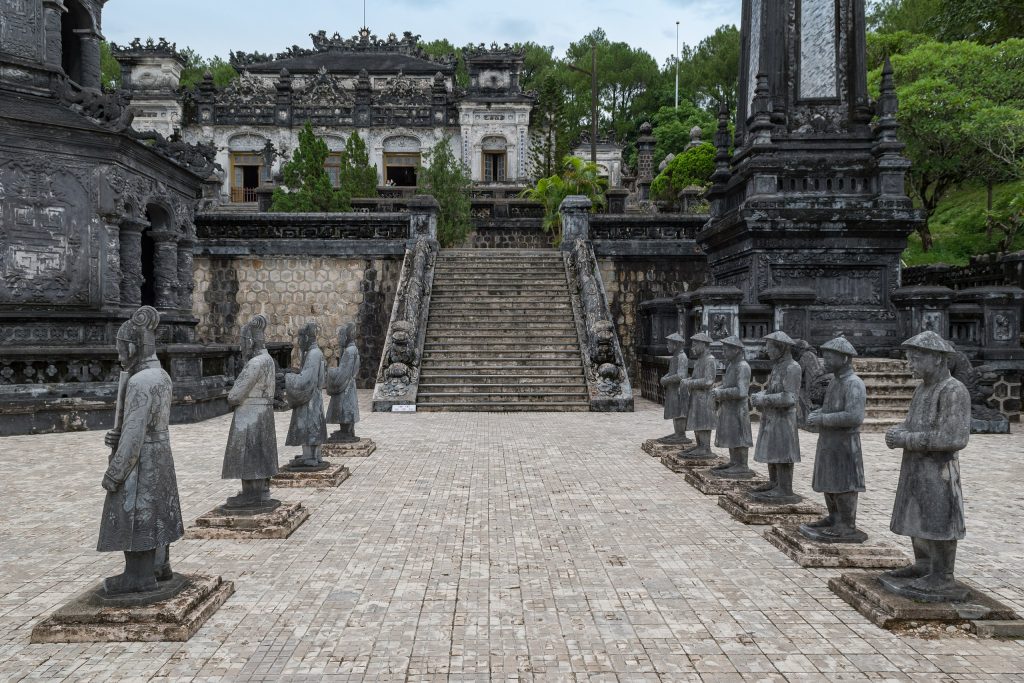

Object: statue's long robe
[222,350,278,479]
[661,350,689,420]
[811,368,866,493]
[686,352,717,431]
[753,357,802,464]
[285,345,327,446]
[715,359,753,449]
[326,343,360,426]
[890,374,971,541]
[97,359,184,552]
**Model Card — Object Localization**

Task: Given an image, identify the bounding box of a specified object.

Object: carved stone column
[119,218,147,307]
[73,28,103,90]
[636,122,656,200]
[558,195,592,249]
[102,217,122,308]
[407,195,439,242]
[41,0,66,70]
[176,236,196,311]
[150,229,180,309]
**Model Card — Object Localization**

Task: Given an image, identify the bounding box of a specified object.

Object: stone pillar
[606,187,629,214]
[176,236,196,311]
[407,195,439,242]
[41,0,66,70]
[102,217,122,308]
[119,218,147,307]
[640,297,677,356]
[636,122,656,201]
[957,287,1024,362]
[692,286,745,348]
[73,28,103,90]
[150,229,180,309]
[674,291,697,341]
[891,286,956,340]
[759,287,817,342]
[558,195,592,249]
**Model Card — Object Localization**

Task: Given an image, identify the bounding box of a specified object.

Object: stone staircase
[417,249,591,412]
[854,357,919,432]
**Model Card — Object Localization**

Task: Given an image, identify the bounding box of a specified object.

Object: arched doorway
[60,0,92,84]
[141,204,172,307]
[383,135,421,187]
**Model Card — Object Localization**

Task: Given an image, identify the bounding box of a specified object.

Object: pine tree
[270,122,350,212]
[417,138,472,248]
[338,131,379,199]
[528,73,572,180]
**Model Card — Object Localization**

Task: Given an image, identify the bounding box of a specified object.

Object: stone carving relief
[294,66,355,106]
[382,134,422,153]
[219,71,274,105]
[379,72,430,105]
[0,0,42,61]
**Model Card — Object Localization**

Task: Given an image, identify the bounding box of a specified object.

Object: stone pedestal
[30,574,234,643]
[764,524,907,568]
[322,438,377,458]
[661,450,726,473]
[272,461,350,488]
[684,468,768,496]
[186,501,309,540]
[641,440,681,458]
[718,490,825,525]
[829,572,1019,632]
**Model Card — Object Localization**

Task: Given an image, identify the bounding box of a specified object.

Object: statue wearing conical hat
[750,331,803,503]
[709,336,755,478]
[285,321,328,468]
[681,332,717,458]
[656,333,692,445]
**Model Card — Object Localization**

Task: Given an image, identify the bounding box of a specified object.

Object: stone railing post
[150,229,180,309]
[559,195,591,249]
[605,188,629,214]
[957,287,1024,362]
[118,218,148,307]
[693,286,745,350]
[891,286,956,340]
[759,287,817,342]
[408,195,439,243]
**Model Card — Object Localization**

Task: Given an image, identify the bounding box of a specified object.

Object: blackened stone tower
[700,0,924,355]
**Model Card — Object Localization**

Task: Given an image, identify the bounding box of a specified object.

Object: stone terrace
[2,395,1024,681]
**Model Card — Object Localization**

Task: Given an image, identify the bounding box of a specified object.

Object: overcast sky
[102,0,742,65]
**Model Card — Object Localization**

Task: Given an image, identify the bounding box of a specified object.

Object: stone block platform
[830,572,1020,633]
[30,574,234,643]
[271,461,350,488]
[718,489,826,525]
[684,466,768,495]
[660,449,726,473]
[322,437,377,458]
[765,524,908,568]
[185,501,309,540]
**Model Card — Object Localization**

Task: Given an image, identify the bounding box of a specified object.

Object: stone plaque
[800,0,839,100]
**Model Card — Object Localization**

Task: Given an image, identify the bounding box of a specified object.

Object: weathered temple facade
[116,29,535,204]
[0,0,229,435]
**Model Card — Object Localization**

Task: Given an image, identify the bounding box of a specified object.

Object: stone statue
[750,331,803,503]
[221,314,279,509]
[682,332,717,457]
[98,306,184,595]
[326,322,360,443]
[794,339,827,427]
[800,337,867,543]
[881,331,972,602]
[284,321,328,468]
[657,333,691,444]
[709,336,754,478]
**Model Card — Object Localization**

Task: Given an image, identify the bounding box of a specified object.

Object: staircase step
[418,389,589,400]
[420,368,584,378]
[421,359,583,369]
[416,401,591,412]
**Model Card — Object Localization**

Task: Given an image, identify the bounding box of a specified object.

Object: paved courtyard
[2,393,1024,681]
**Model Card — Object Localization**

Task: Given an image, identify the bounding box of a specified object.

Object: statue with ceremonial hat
[880,330,972,602]
[750,331,803,503]
[709,335,755,478]
[800,336,868,543]
[284,320,328,468]
[656,332,692,445]
[681,332,717,458]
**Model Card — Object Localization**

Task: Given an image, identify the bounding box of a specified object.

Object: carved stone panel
[0,0,43,62]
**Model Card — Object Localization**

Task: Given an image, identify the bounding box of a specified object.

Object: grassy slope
[903,179,1024,266]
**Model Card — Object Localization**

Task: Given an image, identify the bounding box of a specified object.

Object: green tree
[934,1,1024,45]
[649,104,716,168]
[865,30,933,68]
[521,156,608,244]
[650,143,716,202]
[418,138,473,247]
[867,0,943,36]
[676,25,741,112]
[528,72,573,180]
[179,48,238,89]
[420,38,468,89]
[99,41,122,90]
[337,132,379,199]
[270,123,350,212]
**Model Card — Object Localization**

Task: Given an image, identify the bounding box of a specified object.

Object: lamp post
[567,45,598,164]
[675,21,680,110]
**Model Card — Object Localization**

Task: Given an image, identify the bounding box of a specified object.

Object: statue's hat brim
[821,336,858,357]
[901,330,954,354]
[763,330,797,346]
[721,335,744,349]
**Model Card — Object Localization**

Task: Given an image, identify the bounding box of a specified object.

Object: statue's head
[337,321,356,350]
[721,335,744,362]
[240,314,268,360]
[116,306,160,371]
[666,332,685,354]
[901,331,952,380]
[690,332,712,358]
[297,321,319,352]
[762,330,796,362]
[820,336,856,374]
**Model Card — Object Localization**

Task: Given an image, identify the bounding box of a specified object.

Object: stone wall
[193,255,400,386]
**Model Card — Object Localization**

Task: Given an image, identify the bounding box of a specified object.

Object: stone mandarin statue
[285,321,328,468]
[794,339,826,427]
[326,322,361,443]
[881,331,972,602]
[221,314,279,509]
[750,331,803,503]
[98,306,184,596]
[657,333,691,445]
[709,335,755,478]
[682,332,717,458]
[801,336,868,543]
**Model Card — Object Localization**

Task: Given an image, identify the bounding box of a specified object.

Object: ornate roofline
[111,37,185,65]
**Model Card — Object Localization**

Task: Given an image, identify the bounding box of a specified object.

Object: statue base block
[684,468,768,495]
[661,449,726,473]
[30,574,234,643]
[828,572,1019,633]
[272,461,350,488]
[186,501,309,540]
[322,438,376,458]
[764,524,907,568]
[718,489,825,525]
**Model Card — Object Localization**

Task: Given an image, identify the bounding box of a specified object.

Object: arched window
[227,134,269,203]
[481,136,508,183]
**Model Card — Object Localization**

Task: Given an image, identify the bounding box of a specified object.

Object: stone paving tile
[1,392,1024,681]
